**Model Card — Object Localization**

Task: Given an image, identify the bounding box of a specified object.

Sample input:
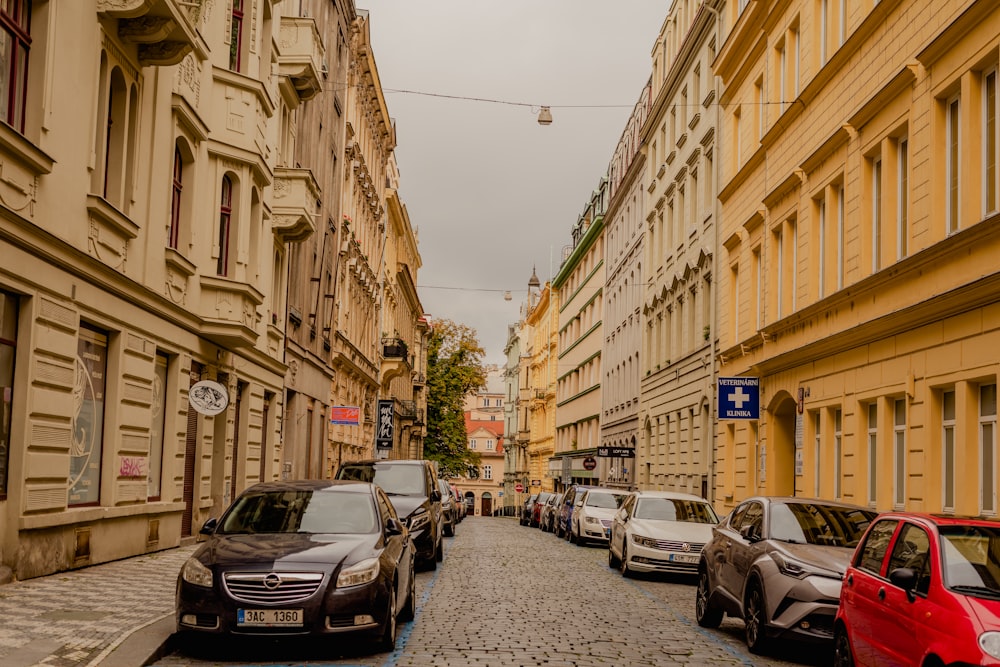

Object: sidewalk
[0,543,199,667]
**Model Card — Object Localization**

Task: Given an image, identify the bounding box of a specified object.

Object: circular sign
[188,380,229,416]
[515,483,524,493]
[582,456,597,471]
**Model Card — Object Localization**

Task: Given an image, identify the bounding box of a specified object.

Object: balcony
[272,168,320,242]
[98,0,205,66]
[197,275,264,348]
[276,16,325,102]
[383,338,409,359]
[397,400,416,419]
[380,337,411,385]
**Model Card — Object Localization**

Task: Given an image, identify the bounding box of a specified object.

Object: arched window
[229,0,244,72]
[169,147,183,249]
[218,175,233,276]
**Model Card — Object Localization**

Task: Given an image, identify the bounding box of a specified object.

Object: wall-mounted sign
[598,446,635,458]
[718,376,760,420]
[330,405,361,426]
[376,400,394,449]
[189,380,229,416]
[582,456,597,471]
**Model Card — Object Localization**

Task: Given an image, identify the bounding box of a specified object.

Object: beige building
[524,273,559,493]
[0,0,312,579]
[457,417,505,516]
[285,0,355,481]
[601,84,651,491]
[552,185,607,491]
[638,0,723,501]
[502,323,529,515]
[714,0,1000,516]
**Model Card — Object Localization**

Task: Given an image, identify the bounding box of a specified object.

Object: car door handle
[878,587,886,601]
[846,574,853,586]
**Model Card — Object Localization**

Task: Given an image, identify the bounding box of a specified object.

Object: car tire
[435,538,444,562]
[377,587,397,652]
[608,544,620,569]
[399,564,416,622]
[620,543,633,577]
[744,581,769,654]
[833,626,855,667]
[695,569,723,628]
[569,525,577,544]
[443,520,454,537]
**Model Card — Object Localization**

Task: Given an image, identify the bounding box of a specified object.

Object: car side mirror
[199,517,218,536]
[888,567,918,602]
[739,523,761,543]
[385,517,404,536]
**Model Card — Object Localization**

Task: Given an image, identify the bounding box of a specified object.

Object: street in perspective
[154,516,825,667]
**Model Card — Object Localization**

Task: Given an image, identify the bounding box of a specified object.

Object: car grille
[223,572,324,605]
[653,539,706,552]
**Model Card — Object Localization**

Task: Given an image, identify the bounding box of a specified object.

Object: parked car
[530,491,556,528]
[336,459,443,570]
[834,512,1000,667]
[695,495,876,654]
[438,478,457,537]
[451,485,465,522]
[520,492,539,526]
[569,487,627,545]
[540,492,563,533]
[555,484,598,539]
[175,479,415,651]
[608,490,719,577]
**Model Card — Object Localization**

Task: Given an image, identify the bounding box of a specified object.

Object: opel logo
[682,543,691,552]
[263,573,282,590]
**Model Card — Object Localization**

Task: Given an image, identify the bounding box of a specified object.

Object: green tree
[424,319,486,477]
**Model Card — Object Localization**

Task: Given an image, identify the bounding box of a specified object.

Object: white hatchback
[570,488,628,545]
[608,490,719,577]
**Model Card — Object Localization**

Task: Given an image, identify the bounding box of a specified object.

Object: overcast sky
[359,1,669,365]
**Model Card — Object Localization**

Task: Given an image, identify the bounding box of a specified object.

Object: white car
[570,488,628,545]
[608,490,719,577]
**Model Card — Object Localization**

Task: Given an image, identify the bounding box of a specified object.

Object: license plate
[237,608,303,627]
[669,553,699,564]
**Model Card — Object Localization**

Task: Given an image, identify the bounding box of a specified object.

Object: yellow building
[524,273,559,493]
[715,0,1000,516]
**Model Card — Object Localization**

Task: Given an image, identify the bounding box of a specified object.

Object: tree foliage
[424,319,486,477]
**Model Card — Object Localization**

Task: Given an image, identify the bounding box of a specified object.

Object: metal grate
[654,540,706,552]
[223,572,324,605]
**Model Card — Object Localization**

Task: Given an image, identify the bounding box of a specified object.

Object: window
[218,175,234,276]
[819,0,828,64]
[897,139,909,259]
[730,263,740,340]
[469,439,476,450]
[894,398,906,508]
[95,46,140,212]
[867,403,878,507]
[946,95,961,233]
[70,323,109,507]
[752,247,761,329]
[0,290,18,498]
[486,439,495,451]
[816,197,826,297]
[887,523,931,595]
[149,352,168,500]
[981,384,996,514]
[0,0,30,133]
[942,390,955,511]
[856,519,898,574]
[985,69,997,216]
[834,408,842,498]
[229,0,245,72]
[733,107,741,166]
[169,147,183,249]
[872,156,882,272]
[483,465,492,481]
[813,413,822,496]
[836,184,845,289]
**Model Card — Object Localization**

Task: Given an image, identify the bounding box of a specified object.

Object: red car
[835,511,1000,666]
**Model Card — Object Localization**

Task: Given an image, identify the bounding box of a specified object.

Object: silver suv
[695,496,876,654]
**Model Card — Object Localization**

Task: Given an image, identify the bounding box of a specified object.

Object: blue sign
[718,377,760,420]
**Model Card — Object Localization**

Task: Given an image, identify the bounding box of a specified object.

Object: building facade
[639,0,723,500]
[0,0,310,580]
[524,275,559,493]
[714,0,1000,516]
[551,184,608,491]
[600,83,651,491]
[501,323,527,516]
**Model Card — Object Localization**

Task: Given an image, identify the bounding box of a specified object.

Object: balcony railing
[272,167,320,242]
[382,337,408,359]
[398,400,416,418]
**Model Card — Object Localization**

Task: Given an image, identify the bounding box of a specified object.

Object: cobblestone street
[157,516,832,667]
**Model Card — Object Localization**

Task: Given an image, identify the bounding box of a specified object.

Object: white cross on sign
[731,386,751,409]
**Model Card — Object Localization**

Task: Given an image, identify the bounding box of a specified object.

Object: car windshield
[769,502,875,547]
[219,489,377,535]
[635,497,719,524]
[339,463,426,496]
[940,525,1000,597]
[585,492,627,509]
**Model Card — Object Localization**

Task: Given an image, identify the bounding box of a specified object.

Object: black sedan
[175,479,416,652]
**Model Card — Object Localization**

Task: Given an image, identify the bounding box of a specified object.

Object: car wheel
[833,626,855,667]
[695,569,723,628]
[443,520,454,537]
[620,543,633,577]
[569,524,577,544]
[399,564,416,622]
[377,587,397,652]
[435,538,444,562]
[608,544,620,569]
[744,581,769,654]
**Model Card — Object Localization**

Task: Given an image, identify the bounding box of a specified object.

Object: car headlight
[181,557,213,588]
[631,534,658,548]
[771,551,839,580]
[981,631,1000,660]
[408,510,429,532]
[585,516,602,525]
[337,557,380,588]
